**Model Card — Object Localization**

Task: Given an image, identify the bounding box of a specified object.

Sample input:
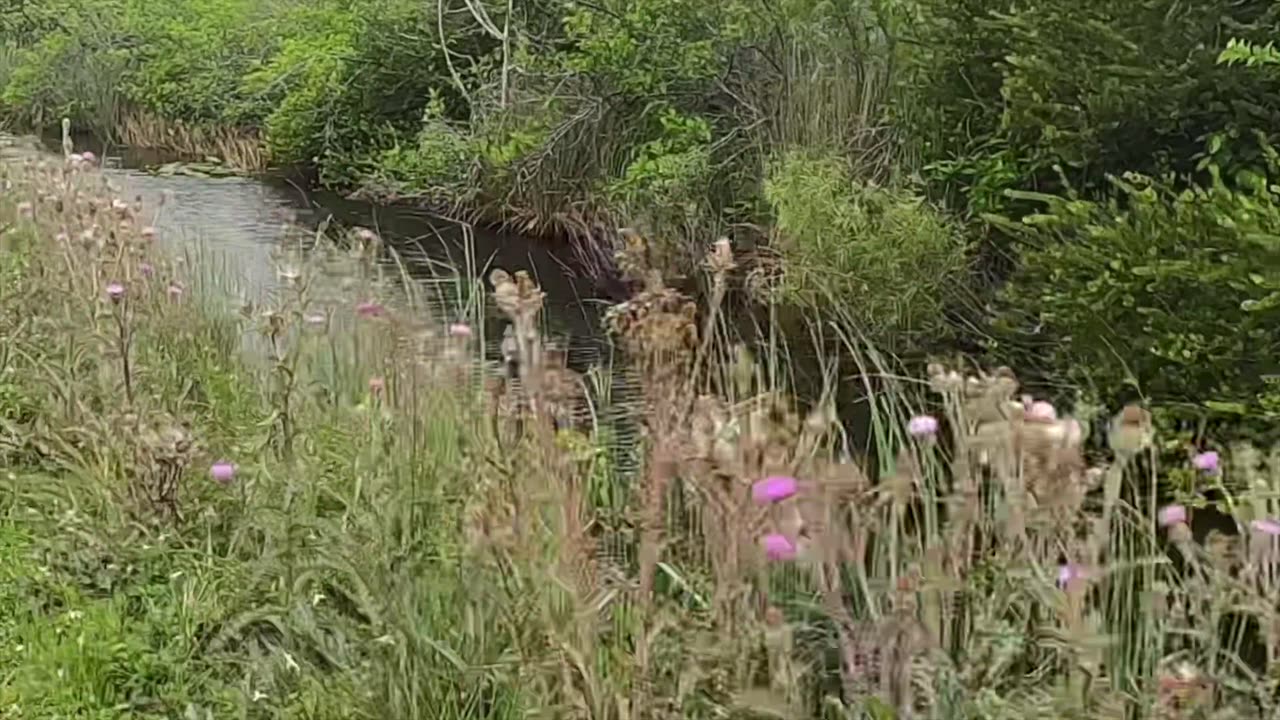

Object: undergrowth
[2,152,1280,720]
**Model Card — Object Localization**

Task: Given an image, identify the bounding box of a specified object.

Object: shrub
[765,150,968,336]
[118,0,278,126]
[996,171,1280,438]
[908,0,1280,217]
[0,31,128,139]
[364,92,476,201]
[603,107,716,266]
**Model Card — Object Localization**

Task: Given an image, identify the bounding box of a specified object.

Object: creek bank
[53,126,636,300]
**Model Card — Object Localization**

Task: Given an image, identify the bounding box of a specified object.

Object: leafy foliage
[996,172,1280,436]
[766,150,967,335]
[910,0,1280,214]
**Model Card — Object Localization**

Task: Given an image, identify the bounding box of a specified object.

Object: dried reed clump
[120,109,267,171]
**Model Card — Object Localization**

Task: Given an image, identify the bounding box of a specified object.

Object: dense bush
[996,171,1280,437]
[895,0,1280,435]
[119,0,278,125]
[910,0,1280,215]
[765,150,968,336]
[0,6,129,139]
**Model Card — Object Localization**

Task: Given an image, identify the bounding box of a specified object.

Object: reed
[119,109,268,171]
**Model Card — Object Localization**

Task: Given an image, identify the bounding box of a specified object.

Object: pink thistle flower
[1251,519,1280,536]
[105,282,125,302]
[1057,563,1087,589]
[908,414,939,438]
[81,151,97,165]
[356,301,385,318]
[210,461,236,484]
[1192,451,1220,474]
[1158,504,1187,527]
[448,323,473,338]
[752,475,798,505]
[761,533,797,561]
[139,263,154,278]
[1026,401,1057,423]
[368,376,386,394]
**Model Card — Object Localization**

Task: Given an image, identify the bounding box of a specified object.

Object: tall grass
[119,109,268,171]
[1,153,1279,720]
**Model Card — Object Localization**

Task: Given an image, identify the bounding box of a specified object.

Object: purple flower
[356,301,385,318]
[1251,519,1280,536]
[1057,563,1087,589]
[908,414,939,438]
[139,263,154,278]
[105,282,125,302]
[1158,504,1187,527]
[1192,451,1220,474]
[752,475,798,505]
[81,151,97,165]
[1026,401,1057,423]
[210,461,236,484]
[448,323,473,338]
[761,533,797,561]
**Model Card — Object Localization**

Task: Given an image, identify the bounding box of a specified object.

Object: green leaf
[1204,401,1249,415]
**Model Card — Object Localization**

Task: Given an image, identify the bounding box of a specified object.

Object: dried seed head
[705,237,736,275]
[1109,404,1153,454]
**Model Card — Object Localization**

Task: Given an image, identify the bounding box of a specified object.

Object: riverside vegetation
[4,0,1280,441]
[5,141,1280,719]
[4,1,1280,718]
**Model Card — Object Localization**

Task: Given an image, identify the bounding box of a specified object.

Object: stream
[105,148,614,361]
[3,134,642,458]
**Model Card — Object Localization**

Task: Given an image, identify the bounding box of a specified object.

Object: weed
[3,144,1280,720]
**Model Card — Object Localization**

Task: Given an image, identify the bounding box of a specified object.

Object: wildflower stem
[115,302,134,405]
